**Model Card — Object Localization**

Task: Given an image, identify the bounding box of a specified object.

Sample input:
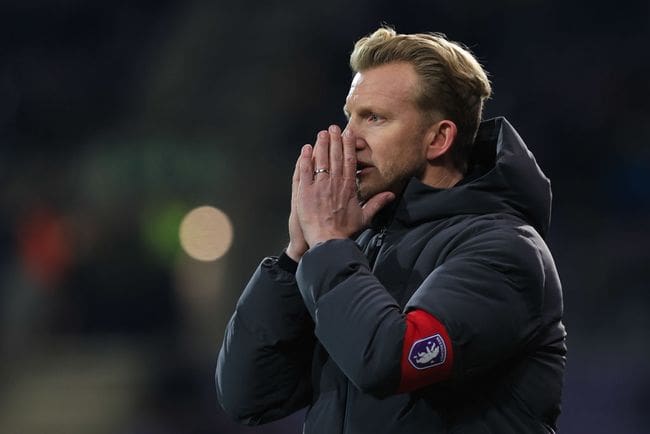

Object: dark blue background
[1,1,648,432]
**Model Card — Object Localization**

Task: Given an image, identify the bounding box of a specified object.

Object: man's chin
[356,182,384,203]
[356,182,372,203]
[357,177,408,203]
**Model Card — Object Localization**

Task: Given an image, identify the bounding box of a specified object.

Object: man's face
[343,62,432,202]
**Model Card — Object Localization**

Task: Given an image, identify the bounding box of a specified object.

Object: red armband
[398,309,454,393]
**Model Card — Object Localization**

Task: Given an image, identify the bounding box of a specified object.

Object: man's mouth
[356,161,373,175]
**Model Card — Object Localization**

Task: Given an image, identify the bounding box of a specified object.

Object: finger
[299,144,314,185]
[328,125,343,177]
[342,128,357,180]
[361,191,395,225]
[313,130,330,179]
[292,149,304,203]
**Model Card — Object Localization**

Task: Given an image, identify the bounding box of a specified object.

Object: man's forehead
[345,63,418,107]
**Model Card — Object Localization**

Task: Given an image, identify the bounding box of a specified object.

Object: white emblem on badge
[408,334,446,370]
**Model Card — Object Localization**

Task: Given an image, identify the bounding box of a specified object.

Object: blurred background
[1,0,649,433]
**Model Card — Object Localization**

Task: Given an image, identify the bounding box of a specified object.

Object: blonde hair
[350,27,492,173]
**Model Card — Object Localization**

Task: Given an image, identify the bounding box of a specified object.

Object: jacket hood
[389,117,552,238]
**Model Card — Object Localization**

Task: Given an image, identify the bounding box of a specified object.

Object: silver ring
[314,168,329,175]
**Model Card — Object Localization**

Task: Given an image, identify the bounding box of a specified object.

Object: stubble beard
[356,159,427,203]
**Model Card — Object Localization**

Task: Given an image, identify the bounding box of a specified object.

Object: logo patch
[408,334,446,370]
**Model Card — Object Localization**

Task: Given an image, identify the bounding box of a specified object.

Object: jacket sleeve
[406,226,546,380]
[295,230,545,397]
[216,255,315,425]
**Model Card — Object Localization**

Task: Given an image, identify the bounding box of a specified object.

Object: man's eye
[368,114,380,122]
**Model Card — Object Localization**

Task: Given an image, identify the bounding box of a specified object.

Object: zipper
[342,381,352,433]
[342,227,387,433]
[366,226,387,269]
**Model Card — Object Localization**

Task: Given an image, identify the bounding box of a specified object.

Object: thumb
[361,191,395,224]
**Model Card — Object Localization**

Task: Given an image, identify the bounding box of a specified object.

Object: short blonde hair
[350,27,492,173]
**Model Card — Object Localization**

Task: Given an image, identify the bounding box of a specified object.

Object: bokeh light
[140,202,186,265]
[179,206,233,261]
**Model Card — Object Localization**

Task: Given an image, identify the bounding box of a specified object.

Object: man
[216,27,566,433]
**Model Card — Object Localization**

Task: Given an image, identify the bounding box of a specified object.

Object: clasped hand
[286,125,395,261]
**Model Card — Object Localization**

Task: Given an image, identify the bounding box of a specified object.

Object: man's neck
[421,165,464,189]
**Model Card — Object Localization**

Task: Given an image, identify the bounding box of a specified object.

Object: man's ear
[424,120,457,161]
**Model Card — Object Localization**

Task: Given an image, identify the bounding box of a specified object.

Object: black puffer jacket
[216,117,567,433]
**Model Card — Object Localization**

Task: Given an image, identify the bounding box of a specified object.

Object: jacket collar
[371,117,552,238]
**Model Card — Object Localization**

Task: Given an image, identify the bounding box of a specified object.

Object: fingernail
[329,125,340,134]
[318,130,328,138]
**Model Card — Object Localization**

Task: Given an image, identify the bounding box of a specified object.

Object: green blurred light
[140,202,186,265]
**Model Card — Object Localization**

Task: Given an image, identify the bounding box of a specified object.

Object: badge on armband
[408,334,446,370]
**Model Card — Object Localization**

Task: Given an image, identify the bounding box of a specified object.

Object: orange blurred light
[18,209,72,289]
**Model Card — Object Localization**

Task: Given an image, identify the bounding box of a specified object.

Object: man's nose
[343,123,365,150]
